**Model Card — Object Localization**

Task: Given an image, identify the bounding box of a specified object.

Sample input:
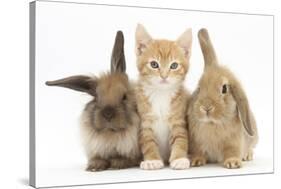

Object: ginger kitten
[135,24,192,170]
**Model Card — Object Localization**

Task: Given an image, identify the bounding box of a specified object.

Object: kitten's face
[135,24,192,89]
[137,40,188,88]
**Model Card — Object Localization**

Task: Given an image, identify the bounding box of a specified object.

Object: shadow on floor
[18,178,29,186]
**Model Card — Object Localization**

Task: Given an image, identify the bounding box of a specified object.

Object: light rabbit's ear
[135,24,152,56]
[45,75,97,96]
[230,82,255,136]
[111,31,126,73]
[198,28,218,69]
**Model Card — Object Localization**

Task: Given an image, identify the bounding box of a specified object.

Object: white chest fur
[144,85,179,161]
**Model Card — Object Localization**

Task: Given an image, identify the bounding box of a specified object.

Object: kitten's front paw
[170,158,190,170]
[140,160,164,170]
[223,157,242,169]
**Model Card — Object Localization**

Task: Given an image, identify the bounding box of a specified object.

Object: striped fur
[135,24,192,170]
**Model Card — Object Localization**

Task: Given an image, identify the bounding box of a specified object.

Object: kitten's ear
[177,28,192,58]
[135,24,152,56]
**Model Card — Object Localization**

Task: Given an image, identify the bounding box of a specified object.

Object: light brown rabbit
[46,31,141,171]
[188,28,258,169]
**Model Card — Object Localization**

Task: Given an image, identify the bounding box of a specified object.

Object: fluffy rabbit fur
[46,31,141,171]
[188,29,258,169]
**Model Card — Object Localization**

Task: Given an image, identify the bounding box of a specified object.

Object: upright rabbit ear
[111,31,126,73]
[198,28,218,69]
[45,75,97,96]
[230,82,255,136]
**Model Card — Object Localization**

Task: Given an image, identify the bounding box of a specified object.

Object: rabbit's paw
[223,157,242,169]
[242,150,253,161]
[191,156,206,167]
[86,159,109,172]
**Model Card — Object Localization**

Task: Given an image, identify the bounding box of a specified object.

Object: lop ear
[230,82,254,136]
[177,28,192,59]
[45,75,97,96]
[135,24,152,56]
[111,31,126,73]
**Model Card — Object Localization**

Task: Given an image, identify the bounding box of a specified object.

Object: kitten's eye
[122,94,127,101]
[222,84,227,94]
[150,61,159,69]
[170,62,178,69]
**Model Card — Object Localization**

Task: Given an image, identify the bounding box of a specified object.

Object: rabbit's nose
[200,105,214,114]
[102,106,116,121]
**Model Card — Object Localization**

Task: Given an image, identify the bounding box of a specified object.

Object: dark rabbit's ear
[230,83,254,136]
[111,31,126,73]
[45,75,97,96]
[198,28,218,69]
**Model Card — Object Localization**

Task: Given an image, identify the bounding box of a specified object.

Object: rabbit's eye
[222,84,227,94]
[150,61,159,69]
[170,62,178,69]
[122,94,127,101]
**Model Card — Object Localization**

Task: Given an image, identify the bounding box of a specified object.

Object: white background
[0,0,280,189]
[35,0,273,187]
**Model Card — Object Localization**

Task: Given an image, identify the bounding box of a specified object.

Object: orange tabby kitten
[135,24,192,170]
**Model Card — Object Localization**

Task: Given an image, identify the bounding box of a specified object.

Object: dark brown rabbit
[46,31,141,171]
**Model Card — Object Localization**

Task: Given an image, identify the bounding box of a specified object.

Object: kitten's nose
[160,70,169,80]
[160,75,168,80]
[102,106,116,121]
